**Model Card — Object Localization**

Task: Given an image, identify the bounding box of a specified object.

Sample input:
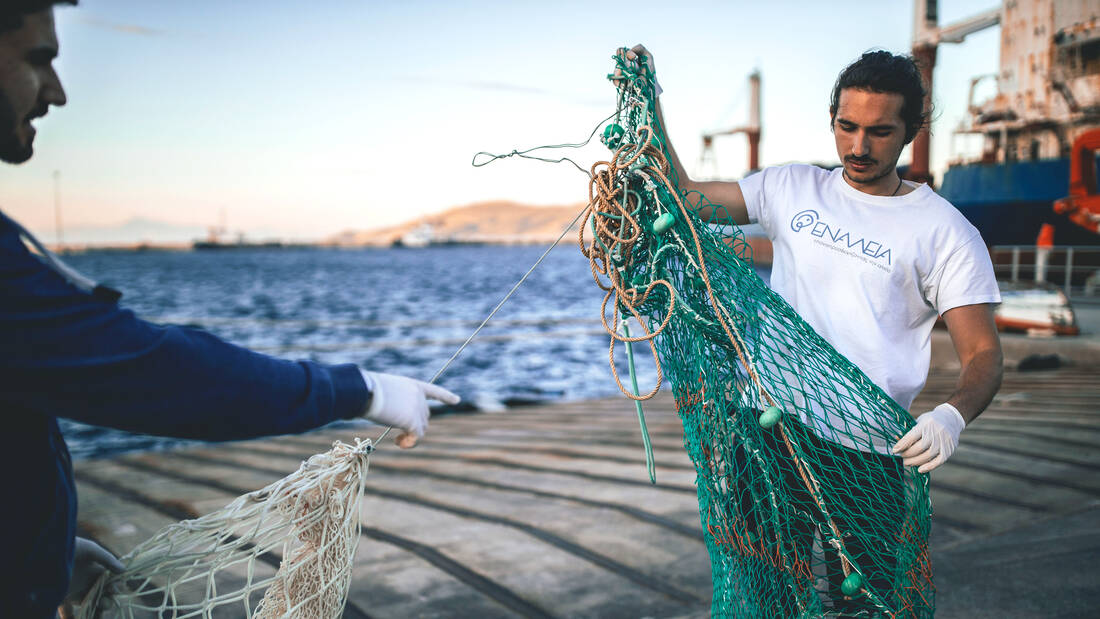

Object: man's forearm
[653,96,692,190]
[946,347,1003,424]
[652,97,747,225]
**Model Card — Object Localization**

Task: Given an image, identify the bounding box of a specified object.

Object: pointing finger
[420,382,460,405]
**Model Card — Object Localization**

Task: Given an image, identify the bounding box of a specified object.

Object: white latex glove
[361,371,459,447]
[892,403,966,473]
[64,537,124,605]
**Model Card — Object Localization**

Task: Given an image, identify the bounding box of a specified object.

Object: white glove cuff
[933,402,965,439]
[360,370,382,417]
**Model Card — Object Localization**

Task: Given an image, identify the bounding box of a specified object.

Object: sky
[1,0,1003,244]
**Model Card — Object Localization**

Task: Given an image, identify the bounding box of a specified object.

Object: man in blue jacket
[1,2,459,615]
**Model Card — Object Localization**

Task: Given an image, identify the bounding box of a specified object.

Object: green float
[601,123,625,148]
[652,212,676,234]
[758,405,782,428]
[841,572,863,596]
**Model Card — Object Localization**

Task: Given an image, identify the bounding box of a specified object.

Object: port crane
[909,0,1002,185]
[696,70,761,179]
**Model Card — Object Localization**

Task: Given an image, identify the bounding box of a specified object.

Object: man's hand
[612,44,660,94]
[892,403,966,473]
[610,44,747,225]
[623,44,654,73]
[65,537,124,606]
[361,371,459,447]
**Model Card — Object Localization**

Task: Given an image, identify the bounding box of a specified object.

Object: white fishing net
[76,439,372,618]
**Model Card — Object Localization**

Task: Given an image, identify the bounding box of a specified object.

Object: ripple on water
[58,246,688,458]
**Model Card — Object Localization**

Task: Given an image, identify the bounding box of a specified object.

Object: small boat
[993,281,1079,336]
[396,224,434,248]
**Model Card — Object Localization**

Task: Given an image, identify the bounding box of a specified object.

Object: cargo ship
[908,0,1100,246]
[907,1,1099,335]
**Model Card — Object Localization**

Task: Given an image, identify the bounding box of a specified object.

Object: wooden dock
[74,367,1100,618]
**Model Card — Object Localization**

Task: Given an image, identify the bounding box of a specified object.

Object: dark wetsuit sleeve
[0,214,369,440]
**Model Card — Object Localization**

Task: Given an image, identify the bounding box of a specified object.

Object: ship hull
[938,159,1100,246]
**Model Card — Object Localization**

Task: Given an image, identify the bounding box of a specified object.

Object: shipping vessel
[909,0,1100,246]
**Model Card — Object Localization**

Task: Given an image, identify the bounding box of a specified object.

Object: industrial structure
[696,70,761,179]
[918,0,1100,245]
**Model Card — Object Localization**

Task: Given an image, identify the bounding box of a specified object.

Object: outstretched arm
[0,215,457,445]
[622,44,749,226]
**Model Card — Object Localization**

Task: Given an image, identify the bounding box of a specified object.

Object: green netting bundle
[582,53,934,618]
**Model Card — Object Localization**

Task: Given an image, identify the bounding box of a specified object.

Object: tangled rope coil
[582,126,676,401]
[583,124,773,414]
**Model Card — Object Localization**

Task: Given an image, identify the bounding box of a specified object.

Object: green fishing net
[577,53,934,618]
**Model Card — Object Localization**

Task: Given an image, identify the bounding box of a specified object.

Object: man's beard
[842,156,894,185]
[0,91,34,164]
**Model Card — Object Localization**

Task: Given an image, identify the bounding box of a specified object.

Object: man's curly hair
[1,1,77,35]
[829,50,930,144]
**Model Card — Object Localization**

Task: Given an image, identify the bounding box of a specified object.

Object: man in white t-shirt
[623,44,1003,473]
[620,44,1003,613]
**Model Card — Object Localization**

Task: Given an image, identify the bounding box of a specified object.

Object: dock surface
[75,367,1099,618]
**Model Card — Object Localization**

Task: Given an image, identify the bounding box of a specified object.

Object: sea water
[60,244,771,458]
[59,244,668,458]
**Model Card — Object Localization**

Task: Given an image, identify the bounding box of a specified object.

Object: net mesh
[580,54,934,618]
[76,439,371,618]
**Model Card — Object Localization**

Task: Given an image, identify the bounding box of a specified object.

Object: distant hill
[325,200,588,247]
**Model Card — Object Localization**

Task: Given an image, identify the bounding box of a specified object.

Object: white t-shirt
[739,164,1000,450]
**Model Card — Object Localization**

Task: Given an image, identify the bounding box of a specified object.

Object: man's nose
[43,67,67,107]
[851,131,869,156]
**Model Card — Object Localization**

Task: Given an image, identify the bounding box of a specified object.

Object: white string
[375,205,589,444]
[429,206,588,385]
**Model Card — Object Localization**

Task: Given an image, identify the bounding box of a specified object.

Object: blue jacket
[0,211,370,616]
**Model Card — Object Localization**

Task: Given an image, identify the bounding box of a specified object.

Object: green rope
[471,108,623,177]
[621,319,656,483]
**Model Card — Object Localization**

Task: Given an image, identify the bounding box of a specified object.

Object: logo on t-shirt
[790,209,892,267]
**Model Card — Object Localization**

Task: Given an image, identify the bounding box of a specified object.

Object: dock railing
[991,245,1100,301]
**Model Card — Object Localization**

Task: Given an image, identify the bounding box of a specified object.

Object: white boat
[397,224,434,248]
[994,281,1079,336]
